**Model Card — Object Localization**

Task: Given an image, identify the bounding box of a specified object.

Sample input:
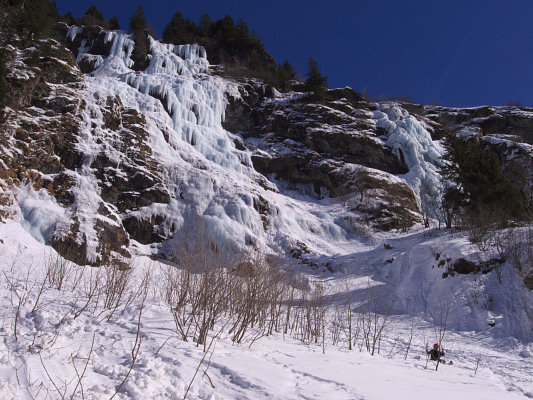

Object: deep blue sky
[54,0,533,107]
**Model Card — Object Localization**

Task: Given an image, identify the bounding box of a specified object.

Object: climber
[427,343,445,362]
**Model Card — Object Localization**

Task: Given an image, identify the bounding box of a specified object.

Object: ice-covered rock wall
[64,27,273,255]
[71,27,251,174]
[64,27,411,260]
[373,103,444,207]
[60,26,455,262]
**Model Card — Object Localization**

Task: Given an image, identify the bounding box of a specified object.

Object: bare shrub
[165,222,242,349]
[290,282,328,345]
[163,264,195,342]
[228,253,289,345]
[462,207,500,251]
[38,333,96,399]
[160,220,405,358]
[164,224,293,350]
[420,179,441,228]
[474,355,482,375]
[73,266,103,319]
[100,260,134,321]
[330,298,343,347]
[110,278,148,400]
[3,258,37,341]
[45,251,73,292]
[404,315,416,360]
[470,223,533,283]
[358,282,392,356]
[506,226,533,276]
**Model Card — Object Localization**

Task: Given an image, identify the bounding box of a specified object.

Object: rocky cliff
[1,23,533,267]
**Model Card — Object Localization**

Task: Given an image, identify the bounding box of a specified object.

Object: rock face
[525,275,533,291]
[0,27,426,265]
[404,103,533,196]
[223,81,420,230]
[2,23,533,266]
[403,102,533,144]
[58,24,114,73]
[225,85,408,174]
[0,33,169,265]
[0,39,82,210]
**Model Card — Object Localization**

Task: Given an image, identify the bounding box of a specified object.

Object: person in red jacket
[428,343,445,361]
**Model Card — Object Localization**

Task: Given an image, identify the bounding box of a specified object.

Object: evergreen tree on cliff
[19,0,57,39]
[163,12,199,44]
[80,6,106,28]
[440,132,526,225]
[108,16,120,30]
[129,6,150,71]
[305,57,328,99]
[129,6,147,34]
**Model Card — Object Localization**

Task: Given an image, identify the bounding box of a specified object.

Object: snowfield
[0,220,531,399]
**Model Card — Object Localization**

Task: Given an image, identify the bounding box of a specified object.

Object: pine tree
[220,15,236,48]
[274,60,296,91]
[129,6,147,34]
[60,12,75,26]
[248,50,262,71]
[199,13,211,38]
[161,10,272,75]
[282,60,296,79]
[108,16,120,30]
[235,18,250,46]
[84,6,104,21]
[19,0,57,39]
[305,57,328,98]
[129,6,150,71]
[163,12,199,44]
[81,6,107,28]
[440,131,525,223]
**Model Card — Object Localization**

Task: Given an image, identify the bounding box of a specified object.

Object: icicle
[67,26,82,41]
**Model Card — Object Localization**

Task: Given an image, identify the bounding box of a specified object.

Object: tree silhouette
[19,0,57,39]
[305,57,328,98]
[80,6,107,28]
[441,131,525,224]
[129,6,150,71]
[129,6,147,34]
[108,16,120,30]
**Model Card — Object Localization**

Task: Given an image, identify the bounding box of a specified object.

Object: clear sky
[53,0,533,107]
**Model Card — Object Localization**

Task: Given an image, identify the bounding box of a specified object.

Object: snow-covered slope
[0,220,531,399]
